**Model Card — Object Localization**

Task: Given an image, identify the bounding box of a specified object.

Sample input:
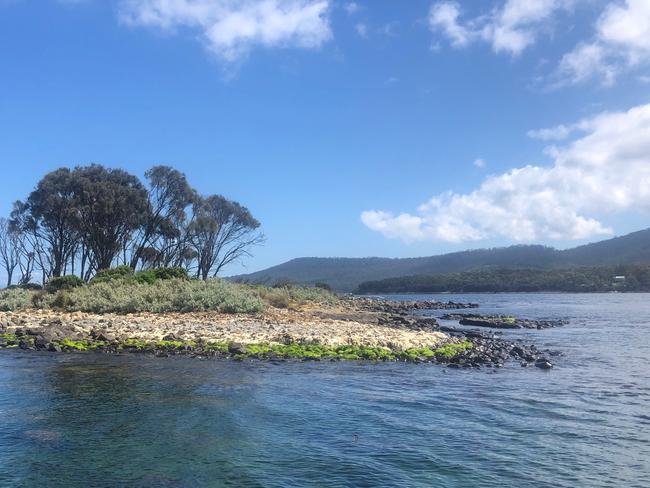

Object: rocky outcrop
[440,313,567,330]
[346,297,479,314]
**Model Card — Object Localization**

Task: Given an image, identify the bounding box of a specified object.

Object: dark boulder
[228,343,247,355]
[535,358,553,370]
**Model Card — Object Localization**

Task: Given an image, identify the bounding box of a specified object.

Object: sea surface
[1,293,649,487]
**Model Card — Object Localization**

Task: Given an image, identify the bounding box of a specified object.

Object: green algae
[432,340,473,358]
[0,332,473,364]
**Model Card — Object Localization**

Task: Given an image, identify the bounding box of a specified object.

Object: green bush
[8,283,43,291]
[0,277,336,314]
[152,267,188,281]
[46,275,84,293]
[254,284,337,309]
[41,278,265,314]
[92,265,135,283]
[134,267,188,284]
[51,291,74,309]
[0,288,34,311]
[134,270,157,285]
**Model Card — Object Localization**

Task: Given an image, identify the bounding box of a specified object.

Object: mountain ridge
[231,228,650,292]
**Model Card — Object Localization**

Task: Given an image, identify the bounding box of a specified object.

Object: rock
[228,343,247,355]
[48,343,62,352]
[93,330,116,342]
[34,336,48,350]
[534,358,553,370]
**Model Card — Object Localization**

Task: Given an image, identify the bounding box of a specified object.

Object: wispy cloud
[429,0,573,56]
[119,0,332,63]
[555,0,650,86]
[362,103,650,243]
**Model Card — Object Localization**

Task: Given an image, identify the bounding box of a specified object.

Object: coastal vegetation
[0,276,337,314]
[356,264,650,294]
[0,164,263,287]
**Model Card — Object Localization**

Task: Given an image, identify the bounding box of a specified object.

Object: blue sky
[1,0,650,274]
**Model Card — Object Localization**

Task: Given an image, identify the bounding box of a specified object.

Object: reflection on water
[1,293,649,487]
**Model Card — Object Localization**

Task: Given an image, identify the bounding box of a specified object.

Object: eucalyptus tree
[10,168,80,278]
[0,218,20,287]
[129,165,197,269]
[189,195,264,280]
[71,164,150,271]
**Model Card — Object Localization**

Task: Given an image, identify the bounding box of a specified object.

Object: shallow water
[1,293,649,487]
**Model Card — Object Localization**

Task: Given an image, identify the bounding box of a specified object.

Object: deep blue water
[1,293,649,487]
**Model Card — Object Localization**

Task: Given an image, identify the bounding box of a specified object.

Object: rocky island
[0,283,558,369]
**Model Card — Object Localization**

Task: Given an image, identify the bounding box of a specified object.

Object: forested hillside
[232,229,650,292]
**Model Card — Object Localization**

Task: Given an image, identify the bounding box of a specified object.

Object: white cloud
[429,2,471,48]
[473,158,486,168]
[556,0,650,85]
[362,103,650,243]
[120,0,332,62]
[429,0,572,56]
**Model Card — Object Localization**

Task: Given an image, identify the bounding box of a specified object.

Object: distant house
[613,276,626,281]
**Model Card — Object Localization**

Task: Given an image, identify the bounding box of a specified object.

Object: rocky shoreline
[0,298,560,369]
[440,313,568,330]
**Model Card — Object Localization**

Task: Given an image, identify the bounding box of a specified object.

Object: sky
[1,0,650,275]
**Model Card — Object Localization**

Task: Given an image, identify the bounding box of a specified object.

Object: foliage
[31,279,265,314]
[8,283,43,291]
[0,288,33,311]
[0,279,335,314]
[73,164,151,271]
[356,264,650,294]
[92,265,135,283]
[45,275,84,293]
[189,194,264,279]
[253,284,337,309]
[3,164,263,282]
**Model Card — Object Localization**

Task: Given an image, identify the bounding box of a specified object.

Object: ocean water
[1,293,649,487]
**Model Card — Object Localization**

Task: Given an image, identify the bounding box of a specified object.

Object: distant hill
[231,228,650,292]
[356,264,650,294]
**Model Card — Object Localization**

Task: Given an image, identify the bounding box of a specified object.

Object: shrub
[46,275,84,293]
[43,278,265,314]
[314,282,332,291]
[51,291,74,309]
[0,288,34,311]
[92,265,135,283]
[134,267,188,285]
[152,267,188,281]
[252,284,337,309]
[134,270,157,285]
[8,283,43,291]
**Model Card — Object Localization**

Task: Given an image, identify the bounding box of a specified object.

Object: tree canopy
[1,164,263,286]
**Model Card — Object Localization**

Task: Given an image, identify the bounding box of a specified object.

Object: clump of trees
[356,264,650,294]
[0,164,263,287]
